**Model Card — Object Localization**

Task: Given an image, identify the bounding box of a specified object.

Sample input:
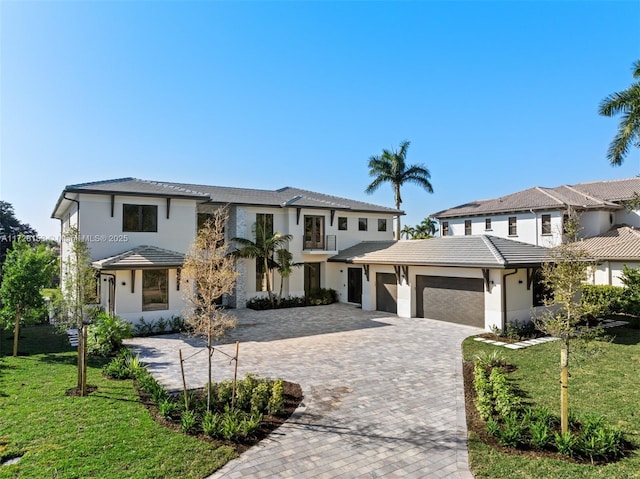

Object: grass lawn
[462,323,640,479]
[0,325,236,479]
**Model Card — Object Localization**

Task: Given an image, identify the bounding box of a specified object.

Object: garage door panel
[376,273,397,314]
[417,275,484,328]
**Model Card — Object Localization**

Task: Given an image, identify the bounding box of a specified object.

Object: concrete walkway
[125,304,483,478]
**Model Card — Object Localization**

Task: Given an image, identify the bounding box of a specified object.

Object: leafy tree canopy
[0,201,39,269]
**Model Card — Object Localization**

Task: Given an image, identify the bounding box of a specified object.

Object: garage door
[376,273,397,314]
[416,275,484,327]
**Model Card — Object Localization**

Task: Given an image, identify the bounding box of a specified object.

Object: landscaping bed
[462,323,640,478]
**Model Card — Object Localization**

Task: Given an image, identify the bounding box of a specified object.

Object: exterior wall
[579,210,613,239]
[101,268,186,324]
[590,260,640,286]
[614,208,640,228]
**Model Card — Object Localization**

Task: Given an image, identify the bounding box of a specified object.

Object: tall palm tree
[232,222,293,306]
[598,60,640,166]
[400,225,416,239]
[415,217,438,239]
[365,140,433,239]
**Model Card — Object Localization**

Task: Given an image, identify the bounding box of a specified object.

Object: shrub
[307,288,338,305]
[180,410,198,434]
[216,380,234,407]
[473,350,507,369]
[582,284,627,317]
[102,349,143,379]
[250,382,271,414]
[529,419,550,449]
[202,411,222,437]
[267,379,285,415]
[555,431,577,457]
[473,362,493,421]
[498,413,525,448]
[134,317,155,336]
[159,398,178,419]
[87,312,133,357]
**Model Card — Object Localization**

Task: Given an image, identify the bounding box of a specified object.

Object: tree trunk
[80,325,88,396]
[207,320,212,413]
[560,341,569,434]
[12,311,20,357]
[265,257,274,305]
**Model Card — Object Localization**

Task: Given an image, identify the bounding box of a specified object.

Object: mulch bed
[462,360,633,464]
[138,380,304,454]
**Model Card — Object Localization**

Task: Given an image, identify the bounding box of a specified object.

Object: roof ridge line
[562,184,609,206]
[535,186,567,205]
[481,235,506,265]
[141,179,210,198]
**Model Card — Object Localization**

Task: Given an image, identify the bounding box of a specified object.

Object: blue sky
[1,1,639,239]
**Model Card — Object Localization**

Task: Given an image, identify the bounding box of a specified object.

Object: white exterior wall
[590,260,640,286]
[614,208,640,228]
[579,210,613,239]
[75,194,198,260]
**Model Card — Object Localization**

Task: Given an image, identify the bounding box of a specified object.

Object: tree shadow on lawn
[607,326,640,346]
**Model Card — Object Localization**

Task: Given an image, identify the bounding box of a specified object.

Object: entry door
[347,267,362,304]
[304,263,321,297]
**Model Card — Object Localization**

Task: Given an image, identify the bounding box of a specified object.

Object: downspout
[502,269,518,330]
[530,209,538,246]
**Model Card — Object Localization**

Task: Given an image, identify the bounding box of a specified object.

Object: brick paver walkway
[125,304,483,478]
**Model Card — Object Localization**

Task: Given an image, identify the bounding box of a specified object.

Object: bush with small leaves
[216,380,234,408]
[267,379,285,415]
[250,382,271,414]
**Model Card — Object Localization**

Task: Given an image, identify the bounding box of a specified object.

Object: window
[442,221,449,236]
[256,213,273,243]
[508,216,517,236]
[485,218,492,230]
[358,218,368,231]
[338,217,348,231]
[532,269,552,307]
[255,213,274,289]
[304,215,325,249]
[378,219,387,232]
[464,220,472,235]
[541,214,551,235]
[142,269,168,311]
[123,204,157,232]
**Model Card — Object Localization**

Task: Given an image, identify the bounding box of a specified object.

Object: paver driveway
[125,303,483,478]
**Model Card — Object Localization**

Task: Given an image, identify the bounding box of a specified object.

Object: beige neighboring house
[432,177,640,286]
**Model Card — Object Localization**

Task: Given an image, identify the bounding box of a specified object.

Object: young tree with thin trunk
[275,248,301,306]
[365,140,434,240]
[0,237,56,356]
[533,214,597,434]
[61,227,98,393]
[182,207,238,412]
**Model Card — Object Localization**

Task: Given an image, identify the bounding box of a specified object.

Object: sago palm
[598,60,640,166]
[365,140,433,239]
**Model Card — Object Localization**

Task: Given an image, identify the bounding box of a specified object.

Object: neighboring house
[432,177,640,285]
[329,236,549,331]
[51,178,400,323]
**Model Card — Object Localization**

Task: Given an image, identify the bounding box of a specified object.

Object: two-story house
[51,178,400,323]
[432,177,640,286]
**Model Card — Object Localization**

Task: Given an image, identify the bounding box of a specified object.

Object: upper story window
[485,218,492,230]
[442,221,449,236]
[464,220,472,236]
[359,218,368,231]
[123,204,157,232]
[541,214,551,235]
[338,217,348,231]
[508,216,517,236]
[256,213,273,242]
[378,219,387,232]
[304,215,325,249]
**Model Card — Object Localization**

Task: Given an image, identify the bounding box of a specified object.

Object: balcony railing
[303,235,337,252]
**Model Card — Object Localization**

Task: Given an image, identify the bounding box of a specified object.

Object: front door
[347,267,362,304]
[304,263,321,297]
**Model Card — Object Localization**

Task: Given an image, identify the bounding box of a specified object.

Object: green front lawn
[0,325,236,479]
[463,324,640,479]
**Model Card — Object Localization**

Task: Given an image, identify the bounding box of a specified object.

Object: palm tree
[232,222,293,306]
[365,140,434,239]
[414,217,438,239]
[400,225,416,239]
[598,60,640,166]
[275,248,301,306]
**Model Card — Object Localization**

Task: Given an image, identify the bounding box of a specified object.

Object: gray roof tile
[433,178,639,219]
[92,245,185,269]
[577,225,640,260]
[329,236,549,268]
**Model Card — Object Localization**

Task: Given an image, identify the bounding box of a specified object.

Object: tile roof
[92,245,185,269]
[577,226,640,261]
[329,236,550,268]
[433,178,640,219]
[53,178,400,217]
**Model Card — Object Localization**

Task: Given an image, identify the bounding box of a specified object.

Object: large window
[123,204,157,232]
[465,220,472,236]
[508,216,517,236]
[338,217,348,231]
[255,213,274,289]
[358,218,368,231]
[541,214,551,235]
[378,219,387,232]
[142,269,168,311]
[304,215,325,249]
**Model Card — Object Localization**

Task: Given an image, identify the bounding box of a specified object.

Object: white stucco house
[432,177,640,287]
[52,177,557,331]
[51,178,400,323]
